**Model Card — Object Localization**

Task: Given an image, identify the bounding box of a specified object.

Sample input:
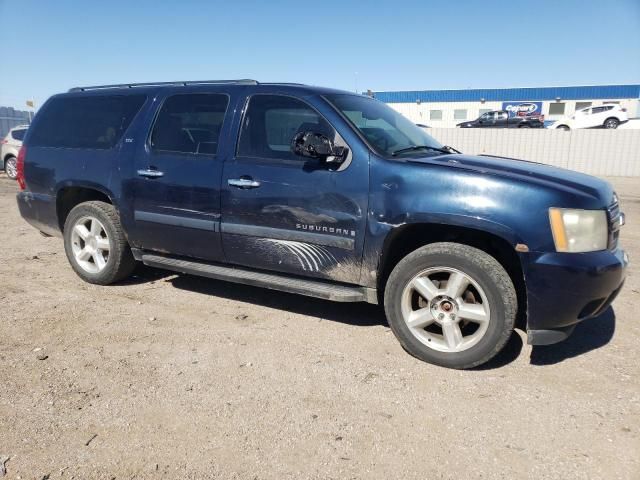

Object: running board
[140,253,377,304]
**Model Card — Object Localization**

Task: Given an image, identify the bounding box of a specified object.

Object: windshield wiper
[391,145,458,156]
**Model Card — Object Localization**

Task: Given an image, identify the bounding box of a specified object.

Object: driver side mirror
[291,131,347,165]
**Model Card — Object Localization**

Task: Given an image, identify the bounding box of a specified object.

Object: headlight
[549,208,608,252]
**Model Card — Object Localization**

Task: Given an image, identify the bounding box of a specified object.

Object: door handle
[228,178,261,189]
[137,169,164,178]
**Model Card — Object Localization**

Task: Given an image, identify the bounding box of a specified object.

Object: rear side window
[151,93,229,155]
[237,95,334,161]
[29,95,146,149]
[11,129,27,141]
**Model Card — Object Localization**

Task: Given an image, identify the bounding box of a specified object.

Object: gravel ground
[0,174,638,479]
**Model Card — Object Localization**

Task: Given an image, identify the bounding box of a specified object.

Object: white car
[1,125,29,179]
[550,104,628,130]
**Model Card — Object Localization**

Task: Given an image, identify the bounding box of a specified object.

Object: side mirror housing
[291,131,347,164]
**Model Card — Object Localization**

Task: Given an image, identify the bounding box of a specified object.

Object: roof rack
[68,79,259,92]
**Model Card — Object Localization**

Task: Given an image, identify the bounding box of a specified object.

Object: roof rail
[68,79,259,92]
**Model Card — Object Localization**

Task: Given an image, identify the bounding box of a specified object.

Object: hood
[408,153,614,205]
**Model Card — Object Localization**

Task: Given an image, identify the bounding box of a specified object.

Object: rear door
[127,89,236,261]
[220,92,369,285]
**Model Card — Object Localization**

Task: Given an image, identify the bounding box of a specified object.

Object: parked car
[550,104,628,130]
[457,110,544,128]
[1,125,29,179]
[16,80,627,369]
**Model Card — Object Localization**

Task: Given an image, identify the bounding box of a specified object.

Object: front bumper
[524,248,628,345]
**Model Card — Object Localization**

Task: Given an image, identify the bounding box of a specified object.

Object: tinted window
[151,94,229,155]
[29,95,146,149]
[496,112,508,120]
[11,128,27,141]
[238,95,334,160]
[592,106,607,114]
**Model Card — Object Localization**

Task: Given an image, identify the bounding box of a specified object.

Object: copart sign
[501,101,543,118]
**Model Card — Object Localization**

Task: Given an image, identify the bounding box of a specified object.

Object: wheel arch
[55,184,117,232]
[376,221,527,328]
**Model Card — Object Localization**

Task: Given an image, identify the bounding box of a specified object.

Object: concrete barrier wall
[427,128,640,177]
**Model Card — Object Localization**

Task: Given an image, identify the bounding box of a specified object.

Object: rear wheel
[603,117,619,129]
[384,242,517,369]
[63,201,136,285]
[4,156,17,179]
[556,125,570,131]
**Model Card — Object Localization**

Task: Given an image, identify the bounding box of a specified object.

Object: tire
[556,125,570,131]
[603,117,619,129]
[63,201,136,285]
[4,156,17,179]
[518,124,531,128]
[384,242,517,369]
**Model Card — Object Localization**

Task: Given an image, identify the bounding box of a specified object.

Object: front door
[127,91,233,261]
[220,93,369,285]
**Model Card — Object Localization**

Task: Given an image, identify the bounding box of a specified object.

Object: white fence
[427,128,640,177]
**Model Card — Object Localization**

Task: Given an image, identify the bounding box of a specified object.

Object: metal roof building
[372,84,640,128]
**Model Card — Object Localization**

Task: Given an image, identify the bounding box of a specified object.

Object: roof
[66,79,353,97]
[372,84,640,103]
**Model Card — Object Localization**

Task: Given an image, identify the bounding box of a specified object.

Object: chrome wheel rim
[604,119,617,129]
[5,158,17,179]
[70,216,110,273]
[400,267,491,353]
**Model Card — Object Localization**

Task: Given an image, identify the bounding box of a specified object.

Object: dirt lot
[0,174,638,479]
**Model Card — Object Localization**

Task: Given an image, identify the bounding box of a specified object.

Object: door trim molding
[221,222,355,250]
[135,210,217,231]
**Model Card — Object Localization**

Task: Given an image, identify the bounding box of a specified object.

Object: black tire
[4,156,17,179]
[518,124,531,128]
[63,201,136,285]
[384,242,517,369]
[556,125,570,131]
[603,117,619,129]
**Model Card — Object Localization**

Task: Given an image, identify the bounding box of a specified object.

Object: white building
[371,84,640,128]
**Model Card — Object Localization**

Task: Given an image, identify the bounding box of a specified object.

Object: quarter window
[11,128,27,141]
[29,95,146,149]
[238,95,335,161]
[151,94,229,155]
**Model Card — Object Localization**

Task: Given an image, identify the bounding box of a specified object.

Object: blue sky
[0,0,639,109]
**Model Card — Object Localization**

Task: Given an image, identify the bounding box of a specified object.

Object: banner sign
[501,101,543,118]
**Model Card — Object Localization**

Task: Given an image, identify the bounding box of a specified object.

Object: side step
[140,253,377,304]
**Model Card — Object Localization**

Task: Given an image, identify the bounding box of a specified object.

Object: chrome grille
[607,201,621,250]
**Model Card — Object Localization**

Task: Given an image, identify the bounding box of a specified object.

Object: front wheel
[384,243,517,369]
[4,156,17,179]
[63,201,136,285]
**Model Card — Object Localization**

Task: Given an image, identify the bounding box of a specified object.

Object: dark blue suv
[15,80,628,369]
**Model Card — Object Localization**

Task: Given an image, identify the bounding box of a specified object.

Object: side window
[238,95,335,161]
[29,95,146,149]
[496,112,508,121]
[11,129,27,141]
[481,112,494,121]
[151,94,229,155]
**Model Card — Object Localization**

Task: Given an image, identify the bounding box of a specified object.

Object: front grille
[607,201,621,250]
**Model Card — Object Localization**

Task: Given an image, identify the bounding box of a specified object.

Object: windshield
[325,94,444,157]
